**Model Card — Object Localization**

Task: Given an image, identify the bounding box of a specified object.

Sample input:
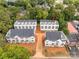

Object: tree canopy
[0,44,30,59]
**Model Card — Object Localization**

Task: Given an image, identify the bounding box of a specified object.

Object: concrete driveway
[33,26,45,58]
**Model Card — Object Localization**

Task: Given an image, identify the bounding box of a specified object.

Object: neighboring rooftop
[67,34,78,42]
[67,22,78,34]
[67,33,79,42]
[6,29,34,38]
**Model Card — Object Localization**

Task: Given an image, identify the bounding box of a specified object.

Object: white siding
[45,32,68,47]
[45,39,64,47]
[7,36,35,43]
[40,21,59,31]
[14,20,37,30]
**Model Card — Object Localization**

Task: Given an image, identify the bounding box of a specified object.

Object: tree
[55,4,64,10]
[16,0,31,9]
[0,6,13,34]
[36,8,48,19]
[63,0,74,4]
[0,33,6,47]
[48,7,61,20]
[16,10,30,20]
[63,5,76,21]
[0,0,5,5]
[58,13,69,34]
[38,0,46,5]
[30,0,38,7]
[74,1,79,12]
[0,44,30,59]
[29,7,37,19]
[46,0,55,7]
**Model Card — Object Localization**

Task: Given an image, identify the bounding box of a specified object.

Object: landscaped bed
[43,47,70,57]
[17,43,36,56]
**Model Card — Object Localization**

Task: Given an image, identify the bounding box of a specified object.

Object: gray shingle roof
[7,29,34,38]
[40,20,56,22]
[67,34,78,41]
[46,31,61,41]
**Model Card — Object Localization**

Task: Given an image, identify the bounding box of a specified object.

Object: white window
[19,26,21,29]
[7,40,10,42]
[31,40,34,42]
[52,43,54,45]
[45,26,47,29]
[48,26,51,29]
[41,26,43,29]
[12,40,15,43]
[55,26,59,29]
[52,26,54,29]
[16,39,19,43]
[21,40,24,43]
[25,40,28,42]
[29,26,31,29]
[46,44,48,45]
[15,26,17,29]
[33,26,35,29]
[26,26,28,29]
[56,41,59,45]
[22,26,24,29]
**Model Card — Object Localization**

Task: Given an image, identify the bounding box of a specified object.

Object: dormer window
[25,40,28,42]
[41,26,43,29]
[8,40,10,43]
[31,40,34,42]
[55,26,59,29]
[52,26,54,29]
[16,39,19,43]
[45,26,47,29]
[48,26,51,29]
[52,43,54,45]
[22,26,24,29]
[12,40,15,43]
[15,26,17,29]
[19,26,21,29]
[21,40,24,43]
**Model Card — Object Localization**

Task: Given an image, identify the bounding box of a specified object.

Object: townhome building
[6,29,35,43]
[40,20,59,31]
[44,31,68,47]
[14,20,37,30]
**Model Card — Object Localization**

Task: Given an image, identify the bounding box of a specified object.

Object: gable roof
[6,29,34,38]
[46,31,61,41]
[67,22,78,34]
[67,34,79,42]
